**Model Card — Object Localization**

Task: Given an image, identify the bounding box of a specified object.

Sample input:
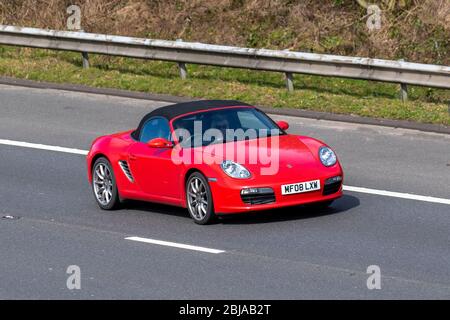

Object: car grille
[241,192,276,205]
[323,181,342,195]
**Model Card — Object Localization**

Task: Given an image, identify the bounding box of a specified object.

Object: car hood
[194,134,325,182]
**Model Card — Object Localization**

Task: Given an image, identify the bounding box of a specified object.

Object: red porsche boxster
[87,100,343,224]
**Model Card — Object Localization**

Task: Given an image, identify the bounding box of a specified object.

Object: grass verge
[0,46,449,126]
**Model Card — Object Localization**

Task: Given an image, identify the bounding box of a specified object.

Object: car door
[127,117,182,202]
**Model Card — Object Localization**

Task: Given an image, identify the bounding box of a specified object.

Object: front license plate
[281,179,321,195]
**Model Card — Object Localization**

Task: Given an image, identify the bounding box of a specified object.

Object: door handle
[129,154,138,161]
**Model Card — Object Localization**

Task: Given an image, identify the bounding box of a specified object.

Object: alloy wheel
[187,177,209,221]
[93,162,114,206]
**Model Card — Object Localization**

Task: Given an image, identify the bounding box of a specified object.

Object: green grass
[0,46,449,126]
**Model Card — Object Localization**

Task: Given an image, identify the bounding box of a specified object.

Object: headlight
[221,160,251,179]
[319,146,337,167]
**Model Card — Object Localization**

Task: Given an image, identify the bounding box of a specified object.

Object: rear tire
[92,157,120,210]
[186,172,216,225]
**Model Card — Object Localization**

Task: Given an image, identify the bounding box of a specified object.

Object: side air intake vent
[119,160,134,182]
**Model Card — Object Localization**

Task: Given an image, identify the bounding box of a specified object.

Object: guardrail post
[178,62,187,80]
[82,52,90,69]
[399,83,408,102]
[285,72,294,92]
[79,30,89,69]
[398,59,407,102]
[176,39,187,80]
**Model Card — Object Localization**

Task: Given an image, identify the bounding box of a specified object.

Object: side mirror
[147,138,173,148]
[277,120,289,131]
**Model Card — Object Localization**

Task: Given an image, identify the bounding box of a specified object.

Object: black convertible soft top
[132,100,252,140]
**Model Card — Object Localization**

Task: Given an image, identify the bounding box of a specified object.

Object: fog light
[241,188,258,195]
[325,176,342,185]
[241,187,274,195]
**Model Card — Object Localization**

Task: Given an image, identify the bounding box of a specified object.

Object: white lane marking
[125,236,225,254]
[343,185,450,205]
[0,139,88,155]
[1,138,449,206]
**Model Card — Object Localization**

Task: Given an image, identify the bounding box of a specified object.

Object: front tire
[92,157,120,210]
[186,172,216,225]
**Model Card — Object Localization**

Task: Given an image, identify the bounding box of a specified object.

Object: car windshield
[172,107,284,147]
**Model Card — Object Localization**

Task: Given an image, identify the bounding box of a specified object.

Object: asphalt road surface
[0,84,449,299]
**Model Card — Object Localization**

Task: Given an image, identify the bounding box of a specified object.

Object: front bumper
[209,171,344,214]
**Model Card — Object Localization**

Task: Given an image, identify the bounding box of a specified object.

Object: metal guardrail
[0,25,449,99]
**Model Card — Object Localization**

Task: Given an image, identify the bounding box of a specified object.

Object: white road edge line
[0,139,88,155]
[1,138,449,206]
[125,236,225,254]
[343,185,450,205]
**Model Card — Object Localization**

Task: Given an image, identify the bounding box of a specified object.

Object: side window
[139,117,171,143]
